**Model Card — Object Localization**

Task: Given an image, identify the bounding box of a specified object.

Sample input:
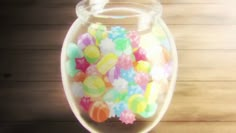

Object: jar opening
[76,1,162,32]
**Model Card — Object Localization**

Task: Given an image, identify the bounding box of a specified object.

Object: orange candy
[162,47,170,64]
[89,101,110,123]
[74,71,87,82]
[103,76,113,88]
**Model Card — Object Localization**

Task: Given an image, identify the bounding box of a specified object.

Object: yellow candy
[88,23,108,46]
[144,82,160,104]
[83,76,105,97]
[84,45,100,63]
[135,61,151,73]
[96,53,118,75]
[128,94,147,114]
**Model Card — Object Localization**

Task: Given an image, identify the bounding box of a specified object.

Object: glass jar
[61,0,178,132]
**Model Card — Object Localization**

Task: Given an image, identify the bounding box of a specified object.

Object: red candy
[133,48,147,61]
[74,71,87,82]
[75,57,90,72]
[80,96,93,112]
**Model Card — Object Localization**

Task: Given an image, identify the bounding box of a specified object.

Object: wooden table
[1,0,236,132]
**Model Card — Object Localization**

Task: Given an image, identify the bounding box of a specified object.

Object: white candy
[99,38,116,55]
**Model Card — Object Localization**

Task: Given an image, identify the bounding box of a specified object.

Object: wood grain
[1,50,236,81]
[1,25,236,50]
[0,4,235,25]
[1,81,236,122]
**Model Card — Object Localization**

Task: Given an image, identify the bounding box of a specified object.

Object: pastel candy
[127,84,143,97]
[83,76,105,97]
[86,64,101,76]
[71,82,84,98]
[128,94,147,114]
[133,48,147,61]
[67,42,83,59]
[84,45,100,63]
[116,54,133,70]
[127,31,140,49]
[66,59,79,77]
[89,101,110,123]
[120,68,136,82]
[114,38,131,52]
[75,57,90,72]
[112,77,128,92]
[96,53,118,75]
[150,65,169,81]
[114,101,127,117]
[135,61,151,73]
[140,103,158,118]
[109,26,127,40]
[77,33,95,49]
[73,71,87,82]
[103,89,121,102]
[135,72,150,87]
[88,23,108,45]
[119,110,136,124]
[99,38,116,55]
[144,82,160,104]
[107,66,120,82]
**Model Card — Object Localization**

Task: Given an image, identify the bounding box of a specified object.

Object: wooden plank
[1,122,236,133]
[1,4,235,25]
[0,0,226,6]
[0,81,236,122]
[1,50,236,81]
[1,25,236,50]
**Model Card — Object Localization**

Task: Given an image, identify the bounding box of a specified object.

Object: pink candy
[119,110,136,124]
[79,96,93,112]
[86,64,101,76]
[75,57,90,72]
[127,31,140,49]
[107,66,120,82]
[133,48,147,61]
[116,54,133,70]
[77,33,95,49]
[135,72,150,87]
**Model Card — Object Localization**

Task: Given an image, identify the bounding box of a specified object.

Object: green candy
[140,103,158,118]
[65,59,79,77]
[66,42,83,59]
[114,38,131,52]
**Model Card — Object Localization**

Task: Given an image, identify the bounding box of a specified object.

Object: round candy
[99,38,116,55]
[109,26,127,40]
[96,53,118,75]
[77,33,95,49]
[84,45,100,63]
[65,59,79,77]
[144,82,160,104]
[73,71,87,82]
[133,47,147,61]
[134,61,151,73]
[127,31,140,49]
[88,23,108,45]
[75,57,90,72]
[128,94,147,114]
[116,54,133,70]
[80,96,93,112]
[71,82,84,98]
[140,103,158,118]
[83,76,105,97]
[107,66,120,83]
[89,101,110,123]
[67,42,83,59]
[119,110,136,124]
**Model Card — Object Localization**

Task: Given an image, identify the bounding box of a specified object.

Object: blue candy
[120,68,136,82]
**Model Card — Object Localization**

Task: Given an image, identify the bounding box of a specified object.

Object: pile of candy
[65,23,172,124]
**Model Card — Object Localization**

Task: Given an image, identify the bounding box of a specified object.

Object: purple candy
[107,66,120,82]
[77,33,95,49]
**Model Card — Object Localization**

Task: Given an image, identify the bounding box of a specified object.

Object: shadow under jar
[61,0,178,132]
